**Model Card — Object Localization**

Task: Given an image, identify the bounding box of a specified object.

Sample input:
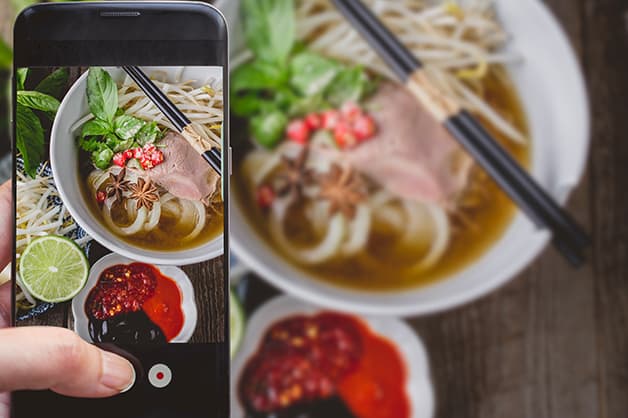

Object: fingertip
[100,350,136,394]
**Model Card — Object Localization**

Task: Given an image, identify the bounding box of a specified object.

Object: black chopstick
[331,0,590,266]
[122,66,222,176]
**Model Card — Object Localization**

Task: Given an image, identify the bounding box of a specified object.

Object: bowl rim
[72,253,198,343]
[228,0,591,317]
[50,66,224,266]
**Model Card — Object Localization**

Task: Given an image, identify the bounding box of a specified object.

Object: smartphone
[11,3,229,417]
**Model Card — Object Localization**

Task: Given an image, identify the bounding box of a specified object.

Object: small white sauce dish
[72,253,198,343]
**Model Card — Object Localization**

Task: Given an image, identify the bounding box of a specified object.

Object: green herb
[17,91,60,120]
[135,122,162,146]
[0,39,12,71]
[326,67,373,108]
[35,68,69,99]
[241,0,295,66]
[87,67,118,123]
[91,147,114,170]
[14,68,67,177]
[16,68,28,91]
[289,52,340,97]
[234,0,378,149]
[15,104,44,177]
[251,110,288,149]
[113,114,144,140]
[79,67,165,169]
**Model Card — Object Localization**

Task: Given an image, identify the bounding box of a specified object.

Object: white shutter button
[148,363,172,388]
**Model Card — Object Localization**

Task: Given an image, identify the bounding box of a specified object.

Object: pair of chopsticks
[331,0,590,266]
[122,66,222,176]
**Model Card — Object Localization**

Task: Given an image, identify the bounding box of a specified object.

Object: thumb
[0,327,135,397]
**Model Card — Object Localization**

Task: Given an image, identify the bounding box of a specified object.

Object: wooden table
[235,2,628,417]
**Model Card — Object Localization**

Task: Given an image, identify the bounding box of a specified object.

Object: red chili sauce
[239,312,410,418]
[86,263,184,342]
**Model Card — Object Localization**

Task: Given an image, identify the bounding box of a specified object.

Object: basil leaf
[135,122,161,146]
[232,60,288,93]
[251,109,288,149]
[114,114,145,140]
[231,93,275,117]
[241,0,295,65]
[17,90,60,119]
[92,147,114,170]
[81,119,111,138]
[79,136,105,153]
[16,68,28,91]
[0,39,12,71]
[15,103,44,178]
[35,68,69,99]
[290,52,340,97]
[289,94,327,117]
[87,67,118,123]
[112,138,135,153]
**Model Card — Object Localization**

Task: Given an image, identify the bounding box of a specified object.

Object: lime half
[230,289,246,358]
[19,235,89,303]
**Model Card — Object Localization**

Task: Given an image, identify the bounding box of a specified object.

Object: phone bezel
[11,2,230,417]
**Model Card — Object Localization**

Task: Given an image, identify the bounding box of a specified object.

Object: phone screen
[12,49,228,418]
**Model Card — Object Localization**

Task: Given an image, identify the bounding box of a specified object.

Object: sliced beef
[344,82,472,204]
[146,132,219,203]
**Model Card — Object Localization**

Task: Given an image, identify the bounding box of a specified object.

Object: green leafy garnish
[251,110,289,149]
[0,39,12,71]
[289,52,340,97]
[15,104,44,177]
[233,0,378,148]
[78,67,164,169]
[14,68,67,177]
[34,68,69,99]
[17,91,60,120]
[87,67,118,123]
[241,0,295,66]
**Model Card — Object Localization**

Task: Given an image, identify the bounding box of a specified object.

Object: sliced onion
[144,202,162,232]
[341,205,371,256]
[405,204,451,274]
[269,198,346,265]
[102,197,148,236]
[182,200,207,242]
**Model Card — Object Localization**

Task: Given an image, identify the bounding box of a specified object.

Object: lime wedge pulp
[19,235,89,303]
[230,288,246,358]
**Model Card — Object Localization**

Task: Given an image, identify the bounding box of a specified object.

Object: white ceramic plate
[72,253,198,343]
[224,0,591,316]
[50,66,224,266]
[230,295,434,418]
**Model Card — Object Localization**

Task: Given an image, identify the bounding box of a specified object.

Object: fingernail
[101,351,136,393]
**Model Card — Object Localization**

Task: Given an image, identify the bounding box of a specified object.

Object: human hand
[0,181,136,417]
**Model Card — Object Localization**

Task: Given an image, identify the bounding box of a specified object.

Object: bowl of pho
[228,0,590,315]
[51,67,224,265]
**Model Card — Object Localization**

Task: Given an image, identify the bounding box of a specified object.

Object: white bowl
[227,0,590,316]
[72,253,198,343]
[230,295,434,418]
[50,66,224,266]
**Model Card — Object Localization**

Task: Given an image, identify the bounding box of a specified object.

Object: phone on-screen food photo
[11,3,229,417]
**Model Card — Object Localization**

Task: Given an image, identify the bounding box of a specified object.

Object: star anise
[105,168,130,204]
[128,178,160,211]
[274,147,315,202]
[317,164,367,219]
